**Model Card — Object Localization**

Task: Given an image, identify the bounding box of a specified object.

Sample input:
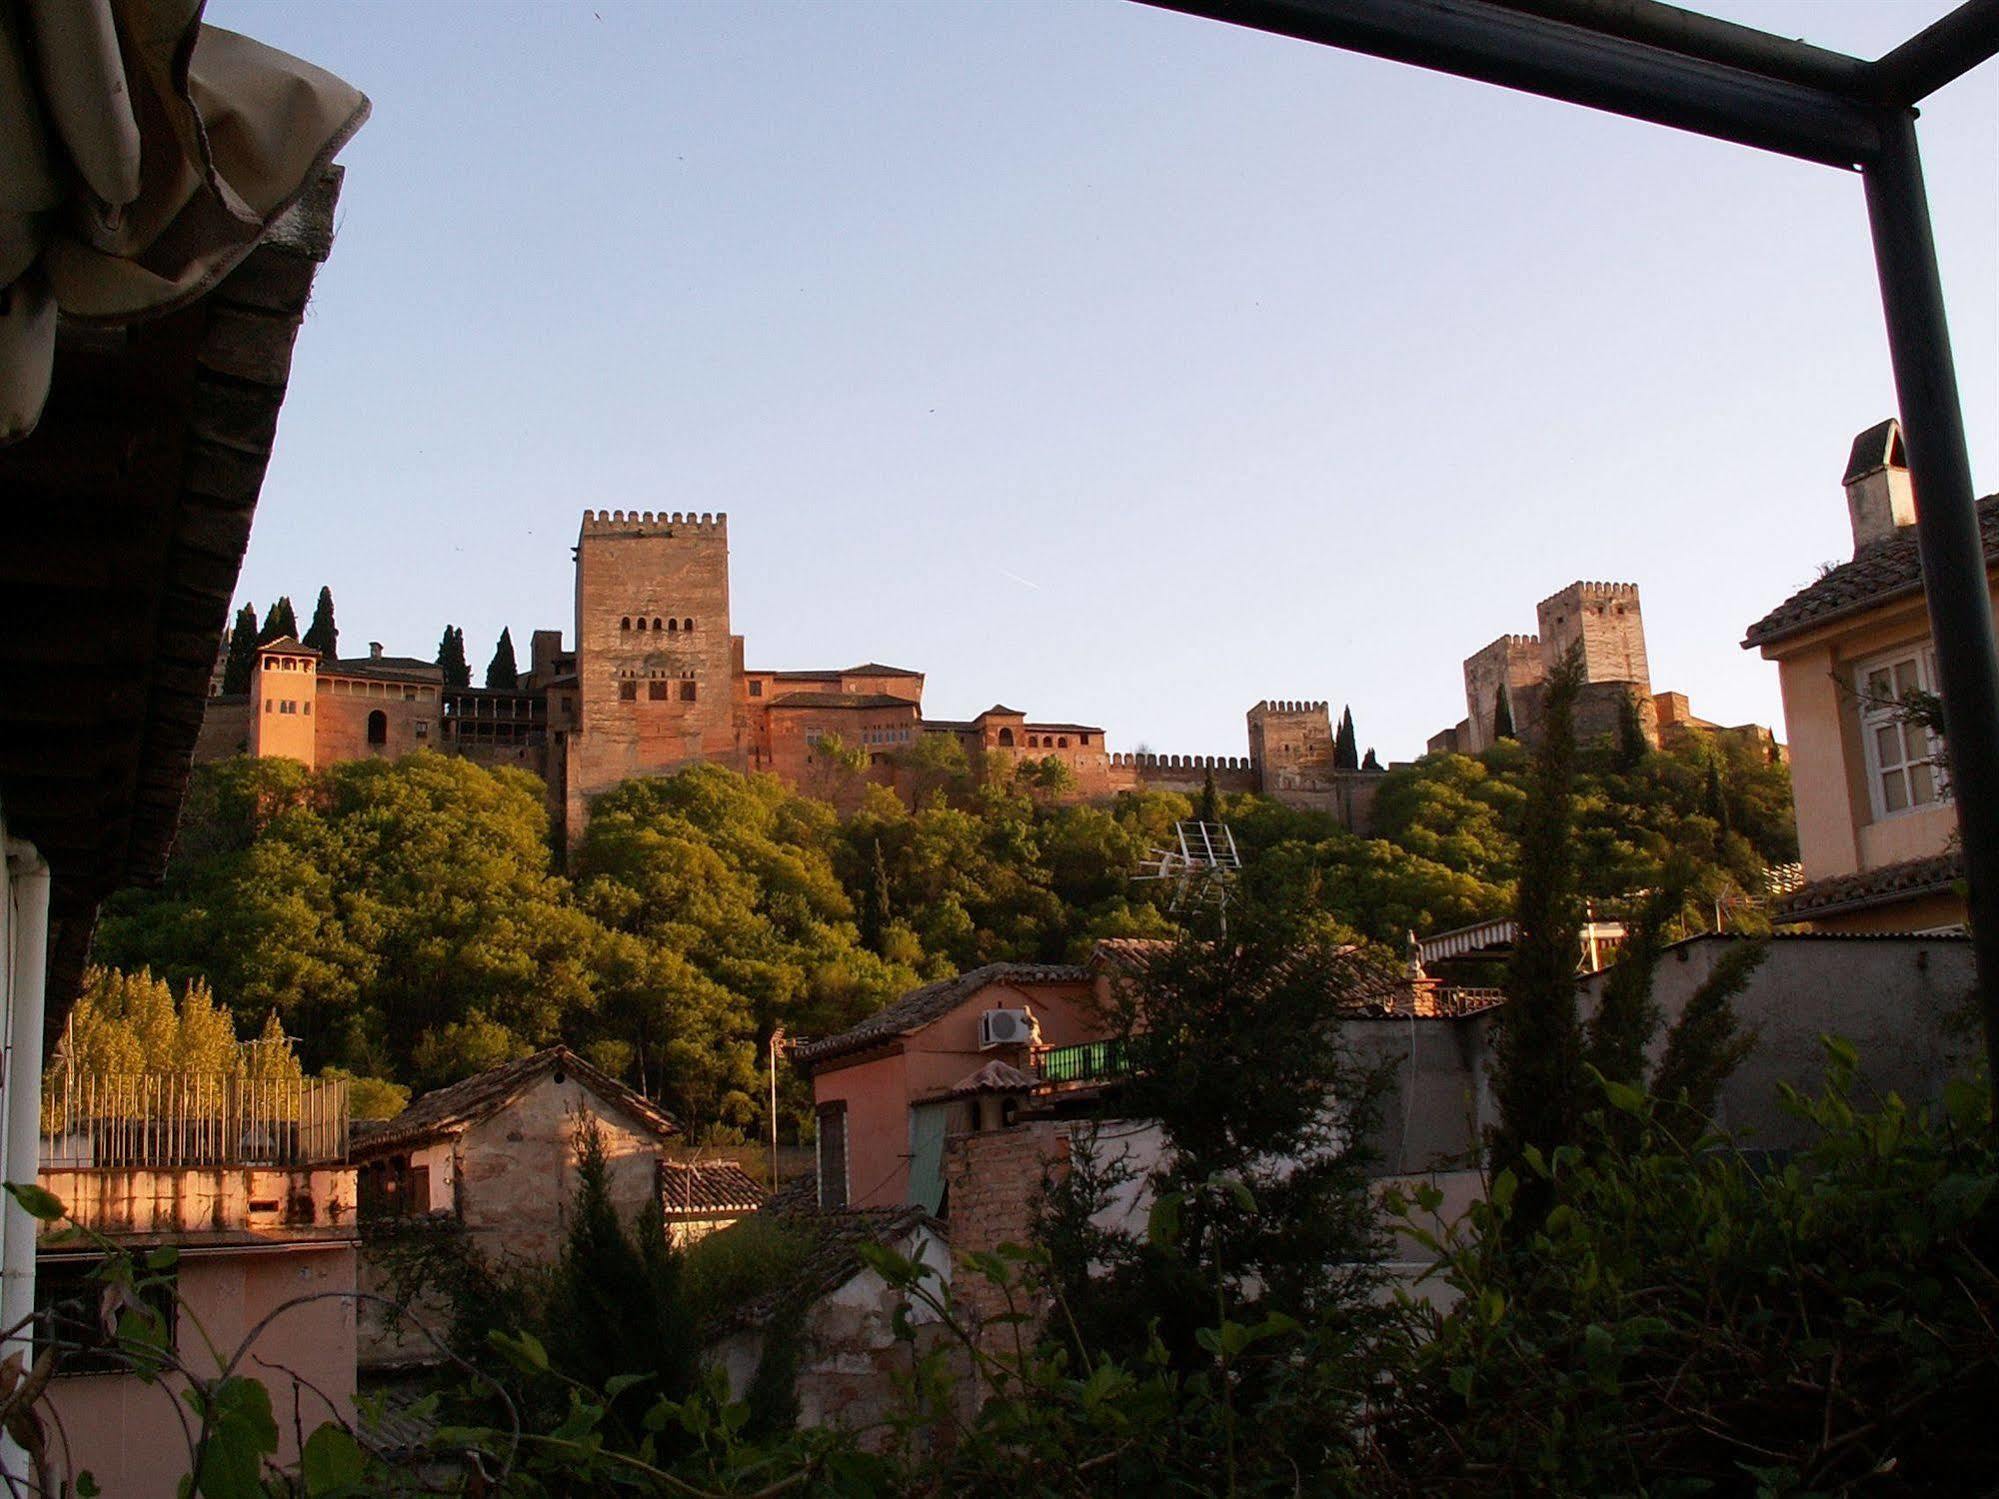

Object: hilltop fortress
[1428,580,1775,758]
[197,512,1386,844]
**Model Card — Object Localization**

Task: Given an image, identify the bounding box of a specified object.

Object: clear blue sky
[216,1,1995,762]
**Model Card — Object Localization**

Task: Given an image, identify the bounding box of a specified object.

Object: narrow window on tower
[648,681,668,701]
[619,680,637,701]
[680,680,696,702]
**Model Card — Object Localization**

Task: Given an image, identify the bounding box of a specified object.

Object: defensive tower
[1535,581,1650,693]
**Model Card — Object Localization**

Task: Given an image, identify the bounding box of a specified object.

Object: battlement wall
[579,510,728,537]
[1110,752,1253,771]
[1248,699,1328,717]
[1535,579,1639,611]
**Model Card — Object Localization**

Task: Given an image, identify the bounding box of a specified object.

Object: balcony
[1033,1040,1130,1086]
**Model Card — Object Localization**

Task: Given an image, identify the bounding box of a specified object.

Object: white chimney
[1844,418,1916,555]
[369,641,383,660]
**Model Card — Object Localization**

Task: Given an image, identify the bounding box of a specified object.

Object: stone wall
[570,511,740,825]
[1461,635,1544,752]
[41,1165,355,1236]
[1245,699,1334,777]
[193,695,251,761]
[1536,581,1650,694]
[941,1123,1069,1341]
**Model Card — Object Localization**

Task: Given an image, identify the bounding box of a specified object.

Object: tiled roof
[1773,851,1963,923]
[845,663,923,678]
[978,704,1024,718]
[1742,494,1999,649]
[659,1160,767,1216]
[324,655,444,684]
[353,1046,677,1154]
[1024,722,1103,735]
[795,962,1091,1067]
[945,1060,1037,1097]
[766,692,920,711]
[255,635,317,656]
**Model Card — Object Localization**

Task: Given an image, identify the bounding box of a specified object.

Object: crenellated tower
[567,511,738,833]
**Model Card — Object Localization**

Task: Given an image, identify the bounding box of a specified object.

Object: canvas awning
[1,0,368,442]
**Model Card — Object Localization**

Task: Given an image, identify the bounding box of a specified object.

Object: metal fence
[1034,1040,1131,1086]
[40,1074,350,1169]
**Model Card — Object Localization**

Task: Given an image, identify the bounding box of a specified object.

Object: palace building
[198,511,1388,843]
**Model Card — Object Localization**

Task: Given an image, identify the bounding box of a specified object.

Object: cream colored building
[1743,420,1995,931]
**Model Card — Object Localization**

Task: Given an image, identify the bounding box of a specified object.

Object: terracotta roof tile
[659,1160,767,1216]
[1742,494,1999,649]
[766,692,919,711]
[1773,851,1963,922]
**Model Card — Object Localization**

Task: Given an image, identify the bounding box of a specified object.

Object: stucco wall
[44,1243,357,1499]
[811,978,1102,1209]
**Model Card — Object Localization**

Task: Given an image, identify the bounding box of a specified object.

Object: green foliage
[315,1066,408,1120]
[435,623,470,687]
[1492,684,1516,742]
[1335,704,1359,770]
[680,1215,813,1323]
[548,1116,696,1400]
[1652,940,1765,1126]
[255,596,297,645]
[485,626,519,689]
[57,967,299,1083]
[1383,1056,1999,1494]
[221,605,258,695]
[1492,643,1588,1196]
[1046,901,1390,1370]
[302,585,338,658]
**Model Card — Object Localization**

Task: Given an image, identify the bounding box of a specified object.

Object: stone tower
[1461,635,1546,752]
[248,638,319,767]
[568,510,738,821]
[1246,700,1334,785]
[1535,581,1650,693]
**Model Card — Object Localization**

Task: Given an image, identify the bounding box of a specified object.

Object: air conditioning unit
[979,1009,1035,1049]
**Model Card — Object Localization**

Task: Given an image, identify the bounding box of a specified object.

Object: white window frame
[1856,644,1949,821]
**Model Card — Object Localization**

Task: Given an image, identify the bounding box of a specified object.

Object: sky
[213,0,1996,763]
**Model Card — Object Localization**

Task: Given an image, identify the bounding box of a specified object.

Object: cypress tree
[486,627,519,689]
[1361,747,1382,772]
[436,626,471,688]
[1616,691,1648,770]
[1493,685,1517,743]
[1334,706,1359,771]
[1491,643,1587,1205]
[258,596,298,644]
[1197,765,1220,825]
[221,605,258,694]
[1704,757,1732,836]
[302,586,339,658]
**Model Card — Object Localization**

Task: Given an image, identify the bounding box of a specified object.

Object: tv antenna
[1136,820,1243,918]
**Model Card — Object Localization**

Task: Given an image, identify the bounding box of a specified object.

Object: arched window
[652,617,663,631]
[367,710,387,746]
[621,617,631,631]
[636,617,647,631]
[666,618,678,633]
[683,618,694,633]
[1058,737,1069,748]
[997,728,1015,747]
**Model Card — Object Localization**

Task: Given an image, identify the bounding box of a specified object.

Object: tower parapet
[578,510,729,539]
[1535,580,1649,694]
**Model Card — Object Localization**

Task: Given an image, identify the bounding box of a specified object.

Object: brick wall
[942,1123,1069,1341]
[1536,581,1650,694]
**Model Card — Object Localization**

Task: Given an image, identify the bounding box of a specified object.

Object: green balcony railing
[1034,1040,1131,1086]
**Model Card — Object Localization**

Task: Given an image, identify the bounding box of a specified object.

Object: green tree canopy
[222,604,258,694]
[257,596,298,644]
[485,627,519,689]
[303,586,338,658]
[437,625,471,688]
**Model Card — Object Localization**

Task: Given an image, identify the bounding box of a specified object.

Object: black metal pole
[1862,108,1999,1114]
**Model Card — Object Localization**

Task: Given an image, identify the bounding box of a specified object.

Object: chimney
[1843,418,1915,554]
[369,641,383,660]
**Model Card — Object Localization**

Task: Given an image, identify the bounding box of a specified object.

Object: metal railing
[1033,1040,1131,1086]
[40,1074,350,1169]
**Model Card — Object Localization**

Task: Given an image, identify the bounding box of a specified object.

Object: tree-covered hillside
[92,728,1792,1132]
